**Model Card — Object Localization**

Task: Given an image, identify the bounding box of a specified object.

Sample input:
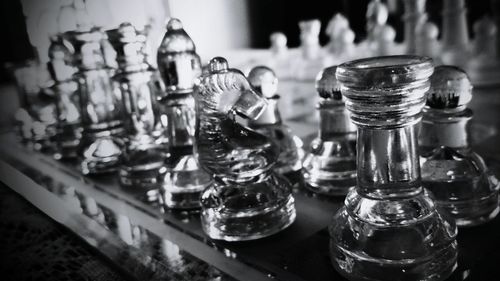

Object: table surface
[0,82,499,281]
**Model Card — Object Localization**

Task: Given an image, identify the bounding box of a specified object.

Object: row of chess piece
[12,18,499,281]
[241,0,500,86]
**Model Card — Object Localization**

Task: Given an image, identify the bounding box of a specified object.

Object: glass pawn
[246,66,303,180]
[156,18,212,209]
[107,23,166,201]
[197,57,296,241]
[420,65,500,226]
[302,66,356,196]
[330,56,458,281]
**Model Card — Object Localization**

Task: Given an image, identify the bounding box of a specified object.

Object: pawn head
[315,66,342,100]
[208,57,229,73]
[270,32,287,48]
[247,66,278,98]
[421,22,439,39]
[427,65,472,109]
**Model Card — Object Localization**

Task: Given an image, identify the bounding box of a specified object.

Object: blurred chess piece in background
[441,0,471,68]
[292,19,325,81]
[324,14,357,64]
[403,0,427,54]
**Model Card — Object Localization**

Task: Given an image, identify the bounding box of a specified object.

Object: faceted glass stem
[357,125,422,199]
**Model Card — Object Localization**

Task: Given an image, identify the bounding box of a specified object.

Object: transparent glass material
[157,95,212,209]
[65,28,125,175]
[246,66,303,178]
[75,68,124,175]
[249,122,303,176]
[302,100,356,196]
[49,81,82,160]
[330,56,457,281]
[106,23,167,197]
[114,71,165,198]
[155,18,212,210]
[420,109,500,227]
[196,58,296,241]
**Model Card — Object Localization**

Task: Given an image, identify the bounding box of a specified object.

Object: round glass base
[119,165,163,203]
[303,174,356,196]
[201,173,296,241]
[439,190,500,227]
[79,134,123,175]
[329,189,458,281]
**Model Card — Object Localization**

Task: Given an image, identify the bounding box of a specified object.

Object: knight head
[197,57,267,120]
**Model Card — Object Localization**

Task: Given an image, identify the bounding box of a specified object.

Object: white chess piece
[270,32,288,58]
[418,21,441,60]
[363,0,399,57]
[376,25,396,56]
[325,14,350,54]
[467,15,500,86]
[403,0,427,54]
[292,19,325,80]
[299,19,322,60]
[472,16,497,58]
[441,0,470,67]
[267,32,293,79]
[366,0,389,43]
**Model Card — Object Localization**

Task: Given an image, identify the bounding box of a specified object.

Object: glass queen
[330,56,457,281]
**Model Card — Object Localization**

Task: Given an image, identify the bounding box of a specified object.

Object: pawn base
[201,173,296,241]
[439,189,500,227]
[80,136,122,175]
[158,154,212,210]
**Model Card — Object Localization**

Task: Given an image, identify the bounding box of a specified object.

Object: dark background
[0,0,495,82]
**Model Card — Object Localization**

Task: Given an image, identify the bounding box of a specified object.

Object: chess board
[1,82,499,281]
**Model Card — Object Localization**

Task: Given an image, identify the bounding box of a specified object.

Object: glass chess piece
[302,66,356,196]
[46,34,82,160]
[246,66,303,180]
[64,27,125,175]
[9,61,57,151]
[364,0,387,54]
[494,0,500,60]
[402,0,427,54]
[472,16,497,58]
[440,0,471,68]
[107,23,166,201]
[197,57,296,241]
[362,0,402,57]
[292,19,325,81]
[375,25,397,56]
[155,18,212,209]
[467,16,500,86]
[330,56,458,281]
[324,14,358,65]
[267,32,294,80]
[417,22,442,62]
[419,65,500,227]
